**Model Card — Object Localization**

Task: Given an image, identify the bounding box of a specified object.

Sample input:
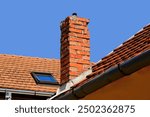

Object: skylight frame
[31,72,59,85]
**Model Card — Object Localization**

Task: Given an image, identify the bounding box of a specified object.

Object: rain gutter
[0,88,54,97]
[52,50,150,100]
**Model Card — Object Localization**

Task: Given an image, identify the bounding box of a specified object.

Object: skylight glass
[36,74,57,82]
[31,72,58,85]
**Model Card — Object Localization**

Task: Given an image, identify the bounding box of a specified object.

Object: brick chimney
[60,13,90,84]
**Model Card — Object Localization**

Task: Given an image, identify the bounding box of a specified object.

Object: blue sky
[0,0,150,62]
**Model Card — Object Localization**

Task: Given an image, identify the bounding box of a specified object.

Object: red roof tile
[0,54,60,92]
[87,24,150,79]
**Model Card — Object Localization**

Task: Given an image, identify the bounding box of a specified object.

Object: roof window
[31,72,58,85]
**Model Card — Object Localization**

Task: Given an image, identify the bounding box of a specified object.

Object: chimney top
[72,13,77,16]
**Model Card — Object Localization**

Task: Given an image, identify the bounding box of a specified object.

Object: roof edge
[51,50,150,100]
[0,54,59,61]
[0,88,55,97]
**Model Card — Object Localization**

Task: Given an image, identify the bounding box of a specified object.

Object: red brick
[69,24,88,30]
[69,45,82,50]
[70,22,86,27]
[60,15,91,84]
[69,41,81,46]
[82,55,90,60]
[70,67,78,72]
[77,51,90,55]
[70,54,82,59]
[69,28,83,34]
[69,71,79,76]
[80,43,90,47]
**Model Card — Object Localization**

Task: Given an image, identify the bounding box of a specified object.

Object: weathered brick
[60,15,90,84]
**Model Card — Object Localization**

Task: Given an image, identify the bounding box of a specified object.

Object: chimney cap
[72,13,77,16]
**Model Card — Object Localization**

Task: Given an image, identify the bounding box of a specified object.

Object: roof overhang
[51,50,150,100]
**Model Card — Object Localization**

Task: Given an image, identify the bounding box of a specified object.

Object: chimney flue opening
[72,13,77,16]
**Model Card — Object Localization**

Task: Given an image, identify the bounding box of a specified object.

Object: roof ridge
[144,23,150,28]
[0,54,60,61]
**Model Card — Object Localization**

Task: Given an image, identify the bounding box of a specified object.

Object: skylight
[31,72,58,85]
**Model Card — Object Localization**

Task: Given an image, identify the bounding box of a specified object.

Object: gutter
[0,88,55,97]
[52,50,150,100]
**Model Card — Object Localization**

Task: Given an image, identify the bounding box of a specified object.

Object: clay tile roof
[87,24,150,79]
[50,23,150,100]
[0,54,60,92]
